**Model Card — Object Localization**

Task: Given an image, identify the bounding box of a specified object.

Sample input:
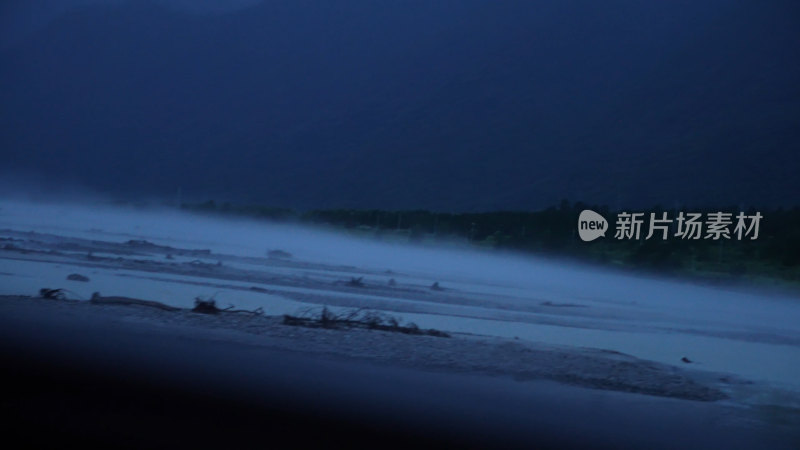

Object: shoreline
[3,293,799,448]
[0,294,755,402]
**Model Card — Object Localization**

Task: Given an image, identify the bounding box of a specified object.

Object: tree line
[181,200,800,286]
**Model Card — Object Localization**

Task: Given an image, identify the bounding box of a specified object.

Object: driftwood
[192,297,264,316]
[192,298,222,314]
[39,288,86,301]
[38,288,263,316]
[90,292,181,311]
[283,307,449,338]
[346,277,365,287]
[40,288,67,300]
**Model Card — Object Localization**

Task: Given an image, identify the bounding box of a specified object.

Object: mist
[1,197,798,391]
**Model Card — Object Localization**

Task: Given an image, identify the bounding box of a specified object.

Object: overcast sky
[1,1,798,210]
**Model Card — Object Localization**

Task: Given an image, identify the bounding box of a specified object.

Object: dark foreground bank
[0,296,796,449]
